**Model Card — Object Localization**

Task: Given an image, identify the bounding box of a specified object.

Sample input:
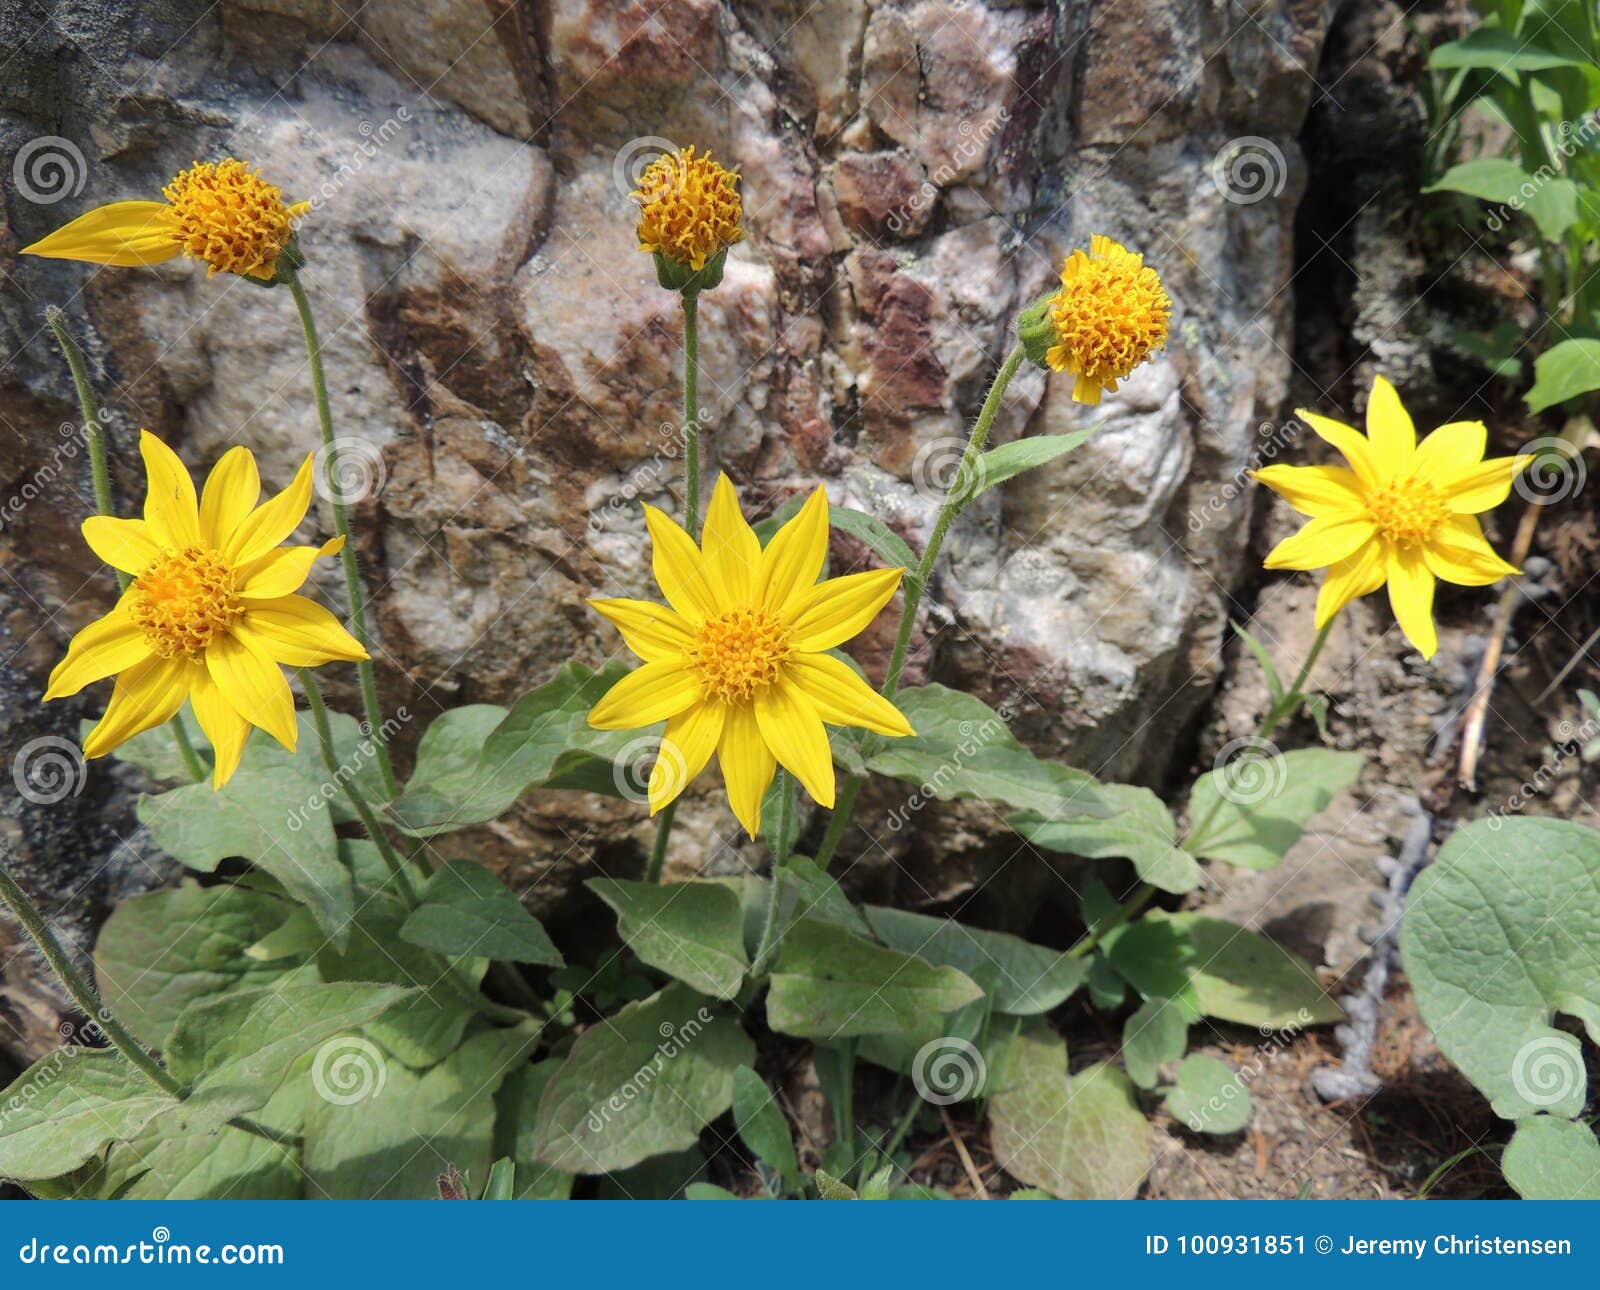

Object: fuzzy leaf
[587,878,748,1000]
[402,861,563,967]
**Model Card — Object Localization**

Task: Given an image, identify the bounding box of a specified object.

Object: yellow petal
[205,632,297,749]
[1296,410,1379,489]
[754,680,835,809]
[587,659,704,730]
[717,702,775,838]
[1441,454,1531,514]
[21,200,180,267]
[200,446,262,549]
[589,597,695,662]
[139,431,200,548]
[236,597,367,667]
[188,666,251,789]
[1423,515,1520,587]
[225,454,315,566]
[236,536,344,600]
[1314,539,1388,628]
[644,504,721,624]
[786,567,903,651]
[700,475,761,604]
[786,651,914,737]
[1364,375,1415,472]
[759,487,829,613]
[45,605,154,699]
[81,515,163,575]
[1386,545,1437,659]
[1249,464,1366,518]
[81,655,191,759]
[1414,420,1486,479]
[1263,515,1376,571]
[649,700,724,813]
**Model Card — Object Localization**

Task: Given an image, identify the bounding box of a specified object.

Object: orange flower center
[632,145,744,271]
[163,159,306,279]
[691,608,789,702]
[1046,243,1171,386]
[1367,477,1446,547]
[130,547,242,658]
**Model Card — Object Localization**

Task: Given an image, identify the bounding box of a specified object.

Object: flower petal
[1423,515,1521,587]
[1364,375,1415,472]
[644,504,721,623]
[1414,420,1487,480]
[587,658,704,730]
[754,680,835,810]
[44,605,154,699]
[139,431,200,548]
[1249,464,1366,518]
[199,445,261,550]
[759,487,829,613]
[1441,454,1531,514]
[1263,514,1377,571]
[188,665,252,789]
[1314,539,1388,628]
[1296,409,1379,489]
[21,201,180,267]
[81,654,191,759]
[717,702,775,838]
[589,597,696,663]
[649,699,724,813]
[236,597,368,668]
[81,515,164,575]
[205,632,297,749]
[225,454,315,566]
[237,536,344,600]
[786,651,914,738]
[700,475,761,604]
[1386,544,1437,660]
[786,567,903,651]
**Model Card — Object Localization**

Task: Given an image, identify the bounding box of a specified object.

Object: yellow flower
[632,145,744,272]
[46,433,367,787]
[21,159,309,281]
[588,476,913,837]
[1251,376,1531,660]
[1041,234,1172,404]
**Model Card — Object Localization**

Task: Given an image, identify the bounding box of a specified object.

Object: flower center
[1047,245,1171,385]
[130,547,242,658]
[632,145,744,271]
[162,159,305,278]
[1367,477,1447,547]
[690,608,789,703]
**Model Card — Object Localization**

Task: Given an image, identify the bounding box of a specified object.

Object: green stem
[287,273,399,803]
[748,773,794,981]
[1257,617,1335,744]
[1068,884,1155,960]
[882,1088,923,1161]
[644,802,677,884]
[813,776,860,872]
[682,291,701,533]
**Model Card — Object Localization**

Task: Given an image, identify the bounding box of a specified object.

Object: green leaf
[1232,621,1285,706]
[862,905,1087,1014]
[732,1066,802,1195]
[138,763,355,947]
[1526,338,1600,412]
[1163,1055,1252,1135]
[1428,28,1593,72]
[684,1182,743,1200]
[402,861,563,966]
[1424,158,1580,241]
[1013,783,1201,894]
[987,1027,1151,1199]
[93,882,302,1048]
[587,878,749,1000]
[767,918,983,1039]
[1402,817,1600,1119]
[102,710,209,782]
[492,1059,576,1199]
[481,1158,517,1199]
[760,774,801,856]
[775,859,875,941]
[1107,912,1342,1028]
[533,984,754,1174]
[1087,954,1125,1009]
[1502,1116,1600,1200]
[1185,748,1363,870]
[1450,322,1525,380]
[815,1168,859,1199]
[0,1049,176,1181]
[1122,996,1188,1090]
[971,429,1098,497]
[829,506,919,576]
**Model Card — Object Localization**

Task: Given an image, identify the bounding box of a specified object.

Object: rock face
[0,0,1332,1059]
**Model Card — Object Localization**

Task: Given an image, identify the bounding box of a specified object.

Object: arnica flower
[1251,376,1531,659]
[45,433,367,787]
[588,476,913,837]
[1017,234,1172,404]
[21,159,309,282]
[633,145,744,280]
